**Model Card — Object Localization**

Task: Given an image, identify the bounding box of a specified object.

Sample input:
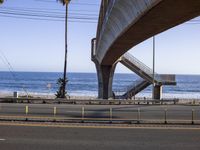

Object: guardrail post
[137,108,140,124]
[82,107,85,123]
[25,105,28,121]
[54,107,57,116]
[25,105,28,115]
[110,108,112,123]
[53,106,57,122]
[164,109,167,124]
[192,109,195,125]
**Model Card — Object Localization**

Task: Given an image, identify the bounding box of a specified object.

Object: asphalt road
[0,103,199,122]
[0,124,200,150]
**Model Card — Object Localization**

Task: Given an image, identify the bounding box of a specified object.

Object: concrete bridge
[92,0,200,99]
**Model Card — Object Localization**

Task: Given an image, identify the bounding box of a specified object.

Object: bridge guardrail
[123,53,154,76]
[159,74,176,83]
[114,79,145,96]
[123,53,158,81]
[122,53,176,84]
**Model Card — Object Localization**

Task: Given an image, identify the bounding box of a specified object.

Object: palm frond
[57,0,71,5]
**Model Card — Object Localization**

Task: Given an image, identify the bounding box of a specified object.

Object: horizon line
[0,70,200,76]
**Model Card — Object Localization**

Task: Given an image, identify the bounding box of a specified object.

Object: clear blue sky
[0,0,200,74]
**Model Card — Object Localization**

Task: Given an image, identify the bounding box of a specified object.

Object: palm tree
[57,0,70,5]
[55,77,68,98]
[56,0,71,98]
[0,0,4,4]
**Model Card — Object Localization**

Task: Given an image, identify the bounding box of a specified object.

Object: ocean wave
[1,72,200,99]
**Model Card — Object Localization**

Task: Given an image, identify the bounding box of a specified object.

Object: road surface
[0,123,200,150]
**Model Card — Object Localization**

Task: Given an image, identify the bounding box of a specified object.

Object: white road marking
[0,139,6,141]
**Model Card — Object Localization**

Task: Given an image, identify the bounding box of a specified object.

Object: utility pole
[61,0,71,98]
[152,36,155,99]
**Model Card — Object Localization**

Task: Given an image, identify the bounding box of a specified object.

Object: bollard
[110,108,112,123]
[192,100,195,105]
[192,109,195,125]
[82,107,85,123]
[164,109,167,124]
[25,105,28,115]
[25,105,28,121]
[52,107,57,122]
[53,107,57,116]
[137,108,141,124]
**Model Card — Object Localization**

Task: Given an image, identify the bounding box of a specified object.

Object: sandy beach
[0,90,200,106]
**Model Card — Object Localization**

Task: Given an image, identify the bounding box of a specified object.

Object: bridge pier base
[153,85,162,100]
[95,63,116,99]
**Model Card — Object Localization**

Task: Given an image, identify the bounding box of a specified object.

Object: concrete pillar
[95,62,116,99]
[153,85,162,100]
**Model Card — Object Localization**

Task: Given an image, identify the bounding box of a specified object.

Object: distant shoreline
[1,72,200,100]
[1,71,200,76]
[1,91,200,102]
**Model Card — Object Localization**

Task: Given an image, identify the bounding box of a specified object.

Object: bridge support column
[153,85,162,100]
[95,63,116,99]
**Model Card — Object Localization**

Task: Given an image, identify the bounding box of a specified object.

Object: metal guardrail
[122,53,176,83]
[123,80,150,99]
[0,104,199,125]
[0,97,178,105]
[123,52,157,79]
[114,79,145,96]
[126,79,145,93]
[160,74,176,83]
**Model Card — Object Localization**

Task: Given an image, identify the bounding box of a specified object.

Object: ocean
[0,71,200,99]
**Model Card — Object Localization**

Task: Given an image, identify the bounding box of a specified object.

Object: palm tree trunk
[62,3,68,98]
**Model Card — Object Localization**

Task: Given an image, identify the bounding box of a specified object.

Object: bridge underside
[93,0,200,99]
[97,0,200,65]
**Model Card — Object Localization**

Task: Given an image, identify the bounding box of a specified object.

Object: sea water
[0,71,200,99]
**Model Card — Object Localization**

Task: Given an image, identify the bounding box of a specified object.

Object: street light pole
[152,36,155,99]
[62,0,70,98]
